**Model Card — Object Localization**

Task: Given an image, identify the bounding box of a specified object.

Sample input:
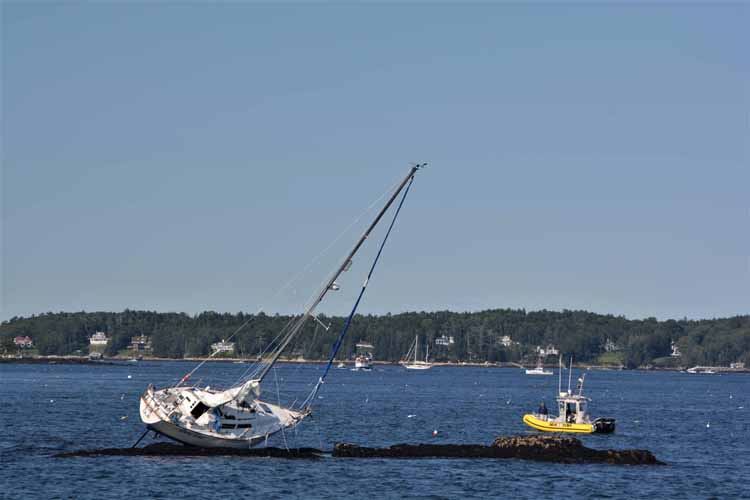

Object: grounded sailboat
[139,165,424,448]
[401,335,432,370]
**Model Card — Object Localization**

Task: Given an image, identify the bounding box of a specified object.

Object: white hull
[526,368,553,375]
[404,363,432,370]
[146,419,268,449]
[353,359,372,371]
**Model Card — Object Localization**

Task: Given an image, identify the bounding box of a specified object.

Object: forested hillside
[1,309,748,368]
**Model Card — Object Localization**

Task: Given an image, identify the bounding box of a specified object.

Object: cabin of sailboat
[139,164,424,448]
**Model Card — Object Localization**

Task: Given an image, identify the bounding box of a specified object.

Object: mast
[255,164,423,383]
[415,335,419,363]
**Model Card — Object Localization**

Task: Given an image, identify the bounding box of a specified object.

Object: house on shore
[129,335,152,352]
[211,340,235,355]
[14,336,33,348]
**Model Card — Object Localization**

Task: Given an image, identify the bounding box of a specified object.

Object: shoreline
[1,355,748,373]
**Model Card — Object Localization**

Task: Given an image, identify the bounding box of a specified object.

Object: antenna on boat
[567,356,574,395]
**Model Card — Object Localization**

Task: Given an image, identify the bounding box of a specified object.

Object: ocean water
[1,361,748,499]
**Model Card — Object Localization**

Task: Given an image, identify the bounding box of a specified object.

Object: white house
[89,332,109,346]
[499,335,516,348]
[211,340,235,354]
[435,335,455,346]
[603,338,619,352]
[670,341,682,357]
[536,345,559,357]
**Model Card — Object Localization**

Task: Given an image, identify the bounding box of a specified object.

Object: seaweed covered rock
[333,436,664,465]
[491,435,663,465]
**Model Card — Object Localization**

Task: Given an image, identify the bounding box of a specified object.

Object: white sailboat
[138,165,424,448]
[402,335,432,370]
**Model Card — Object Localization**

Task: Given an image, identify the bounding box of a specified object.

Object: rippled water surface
[1,361,748,499]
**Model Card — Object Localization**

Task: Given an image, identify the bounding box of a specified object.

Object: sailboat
[402,335,432,370]
[138,165,424,448]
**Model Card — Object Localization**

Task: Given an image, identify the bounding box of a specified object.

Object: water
[1,362,748,499]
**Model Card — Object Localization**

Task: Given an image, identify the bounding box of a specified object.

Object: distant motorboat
[351,341,374,371]
[686,366,717,374]
[525,357,552,376]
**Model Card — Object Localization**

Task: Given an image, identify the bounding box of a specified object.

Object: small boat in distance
[352,341,374,371]
[522,356,615,434]
[686,366,717,374]
[402,335,432,370]
[525,357,553,376]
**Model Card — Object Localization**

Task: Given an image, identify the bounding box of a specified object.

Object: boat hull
[523,414,594,434]
[404,364,432,370]
[147,419,267,449]
[139,387,305,449]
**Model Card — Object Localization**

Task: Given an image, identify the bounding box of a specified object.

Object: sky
[2,2,748,322]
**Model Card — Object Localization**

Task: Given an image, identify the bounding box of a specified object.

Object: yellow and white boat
[523,357,615,434]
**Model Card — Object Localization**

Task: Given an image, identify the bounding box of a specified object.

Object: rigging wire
[175,174,404,387]
[302,173,417,409]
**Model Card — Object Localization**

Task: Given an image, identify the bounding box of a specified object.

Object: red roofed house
[14,336,34,348]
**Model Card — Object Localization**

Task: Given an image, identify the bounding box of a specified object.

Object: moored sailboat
[139,165,424,448]
[401,335,432,370]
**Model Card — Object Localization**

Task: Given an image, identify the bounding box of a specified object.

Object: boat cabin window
[565,403,577,423]
[258,403,272,414]
[190,401,210,419]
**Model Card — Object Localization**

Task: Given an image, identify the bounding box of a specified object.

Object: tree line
[1,309,748,368]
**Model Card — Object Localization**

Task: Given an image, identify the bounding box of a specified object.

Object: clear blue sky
[2,3,748,322]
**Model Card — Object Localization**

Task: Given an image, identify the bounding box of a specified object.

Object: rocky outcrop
[57,435,664,465]
[490,435,664,465]
[333,435,665,465]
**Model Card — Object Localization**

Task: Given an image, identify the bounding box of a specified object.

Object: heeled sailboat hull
[140,384,306,448]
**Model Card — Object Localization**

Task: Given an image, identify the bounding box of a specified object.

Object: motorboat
[352,341,374,371]
[523,356,615,434]
[525,357,552,375]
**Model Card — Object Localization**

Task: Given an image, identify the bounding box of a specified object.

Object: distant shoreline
[1,355,748,373]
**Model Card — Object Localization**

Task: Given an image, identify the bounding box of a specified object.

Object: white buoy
[127,375,132,379]
[706,422,710,428]
[432,430,438,437]
[49,399,54,403]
